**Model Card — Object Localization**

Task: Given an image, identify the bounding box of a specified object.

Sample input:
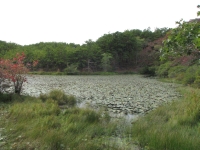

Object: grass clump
[40,89,76,106]
[131,87,200,150]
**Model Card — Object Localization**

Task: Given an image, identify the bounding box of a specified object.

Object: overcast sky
[0,0,199,45]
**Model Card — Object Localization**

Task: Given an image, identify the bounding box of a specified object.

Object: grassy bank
[0,91,134,150]
[131,87,200,150]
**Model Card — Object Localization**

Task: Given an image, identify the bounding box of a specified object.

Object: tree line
[0,28,169,73]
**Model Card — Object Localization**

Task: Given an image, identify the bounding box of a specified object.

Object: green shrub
[194,76,200,88]
[194,66,200,87]
[139,66,149,75]
[64,64,79,75]
[156,62,172,77]
[183,75,195,85]
[183,66,197,85]
[168,65,187,78]
[139,66,156,76]
[195,66,200,76]
[175,73,185,81]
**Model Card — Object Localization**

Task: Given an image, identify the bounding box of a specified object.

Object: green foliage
[39,89,76,106]
[0,27,169,72]
[168,65,187,78]
[183,66,197,85]
[158,63,200,88]
[101,53,113,72]
[139,66,156,76]
[156,62,172,77]
[194,76,200,87]
[96,31,143,68]
[160,17,200,61]
[0,40,22,58]
[64,63,79,75]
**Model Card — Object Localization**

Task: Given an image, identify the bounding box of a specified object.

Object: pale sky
[0,0,199,45]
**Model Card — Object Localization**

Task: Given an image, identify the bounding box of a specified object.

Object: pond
[22,75,181,119]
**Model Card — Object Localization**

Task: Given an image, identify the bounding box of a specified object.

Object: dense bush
[155,63,200,88]
[194,76,200,87]
[183,66,197,85]
[156,62,172,77]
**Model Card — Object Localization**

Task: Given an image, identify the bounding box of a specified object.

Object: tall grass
[131,87,200,150]
[39,89,76,106]
[0,92,126,150]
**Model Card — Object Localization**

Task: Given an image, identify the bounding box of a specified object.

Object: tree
[101,53,113,72]
[0,53,30,94]
[160,19,200,61]
[96,31,140,69]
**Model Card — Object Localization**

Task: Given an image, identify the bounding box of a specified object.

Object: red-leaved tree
[0,53,33,94]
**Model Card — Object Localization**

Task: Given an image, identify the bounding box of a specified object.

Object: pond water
[22,75,181,120]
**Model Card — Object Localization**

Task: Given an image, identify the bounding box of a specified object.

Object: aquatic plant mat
[21,75,181,118]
